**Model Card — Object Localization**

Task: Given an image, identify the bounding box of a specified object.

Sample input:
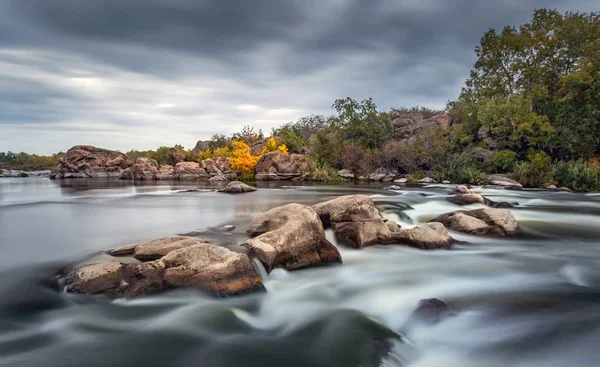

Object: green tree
[332,97,393,149]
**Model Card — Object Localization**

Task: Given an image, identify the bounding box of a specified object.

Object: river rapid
[0,178,599,367]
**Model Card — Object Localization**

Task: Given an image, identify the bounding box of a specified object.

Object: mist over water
[1,178,599,366]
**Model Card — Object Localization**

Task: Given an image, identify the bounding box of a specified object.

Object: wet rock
[243,203,342,272]
[106,243,138,257]
[338,169,355,179]
[410,298,452,325]
[133,236,209,261]
[385,220,401,233]
[174,162,209,179]
[219,225,236,232]
[67,242,264,298]
[255,152,302,180]
[487,174,523,189]
[546,184,558,190]
[452,185,485,205]
[209,174,229,182]
[442,180,451,184]
[384,185,402,191]
[394,178,408,184]
[314,195,454,249]
[218,181,257,193]
[66,262,124,294]
[50,145,129,179]
[431,208,519,236]
[418,177,434,184]
[559,187,573,192]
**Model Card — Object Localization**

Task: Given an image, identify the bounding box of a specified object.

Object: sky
[1,0,597,154]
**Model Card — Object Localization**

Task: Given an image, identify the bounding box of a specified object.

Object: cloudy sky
[1,0,596,154]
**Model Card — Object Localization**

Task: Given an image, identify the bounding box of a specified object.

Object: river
[0,178,599,366]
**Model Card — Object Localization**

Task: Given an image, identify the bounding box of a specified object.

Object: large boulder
[218,181,257,193]
[49,145,129,178]
[338,169,355,180]
[431,208,519,236]
[243,203,342,272]
[255,152,302,180]
[167,147,186,167]
[314,195,454,249]
[120,157,159,180]
[487,174,523,189]
[174,162,209,179]
[156,164,175,180]
[133,236,209,261]
[201,158,223,175]
[215,157,232,173]
[67,239,264,298]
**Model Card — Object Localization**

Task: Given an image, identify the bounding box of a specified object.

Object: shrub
[196,150,213,162]
[301,157,342,182]
[554,160,599,191]
[212,146,233,158]
[260,137,289,155]
[229,140,260,174]
[338,141,379,174]
[514,152,553,187]
[484,150,517,173]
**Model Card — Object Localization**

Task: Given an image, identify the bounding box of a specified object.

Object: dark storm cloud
[0,0,596,154]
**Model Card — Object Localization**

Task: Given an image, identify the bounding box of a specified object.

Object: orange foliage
[229,140,259,174]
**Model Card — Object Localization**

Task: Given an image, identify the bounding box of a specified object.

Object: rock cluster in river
[50,145,130,178]
[255,151,302,180]
[62,192,521,300]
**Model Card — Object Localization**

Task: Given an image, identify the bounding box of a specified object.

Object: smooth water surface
[0,178,599,366]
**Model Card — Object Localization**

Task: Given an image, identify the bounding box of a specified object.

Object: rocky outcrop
[49,145,129,178]
[393,112,452,141]
[189,140,211,160]
[201,158,222,175]
[215,157,232,173]
[452,185,485,205]
[314,195,454,249]
[156,164,175,179]
[243,203,342,272]
[67,237,264,298]
[174,162,209,179]
[120,157,159,180]
[218,181,257,193]
[167,147,186,167]
[369,167,396,182]
[487,174,523,189]
[255,152,302,180]
[431,208,519,236]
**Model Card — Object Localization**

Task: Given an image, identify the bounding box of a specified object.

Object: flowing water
[0,178,599,367]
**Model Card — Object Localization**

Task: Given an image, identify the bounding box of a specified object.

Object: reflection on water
[0,178,599,366]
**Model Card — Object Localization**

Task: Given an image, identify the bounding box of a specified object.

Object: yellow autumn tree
[261,137,289,155]
[230,140,259,174]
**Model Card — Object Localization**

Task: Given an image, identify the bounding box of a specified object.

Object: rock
[66,262,124,294]
[369,167,396,182]
[409,298,453,326]
[174,162,209,179]
[209,174,229,182]
[487,174,523,189]
[385,220,401,233]
[442,180,451,184]
[133,236,209,261]
[314,195,454,249]
[67,242,264,298]
[243,203,342,272]
[250,139,268,156]
[452,185,485,205]
[431,208,519,236]
[189,140,211,160]
[338,169,355,179]
[120,157,159,180]
[201,158,223,175]
[392,111,452,141]
[215,157,232,173]
[559,187,573,192]
[156,164,175,179]
[394,178,408,184]
[418,177,434,184]
[106,243,139,257]
[219,225,236,232]
[218,181,257,193]
[255,152,301,180]
[546,184,558,190]
[384,185,402,191]
[167,147,186,167]
[49,145,129,179]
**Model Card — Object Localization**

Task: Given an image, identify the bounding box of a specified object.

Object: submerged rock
[408,298,453,326]
[218,181,257,193]
[431,208,519,236]
[243,203,342,272]
[314,195,453,249]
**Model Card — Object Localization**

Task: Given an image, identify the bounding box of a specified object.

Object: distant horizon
[2,0,597,155]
